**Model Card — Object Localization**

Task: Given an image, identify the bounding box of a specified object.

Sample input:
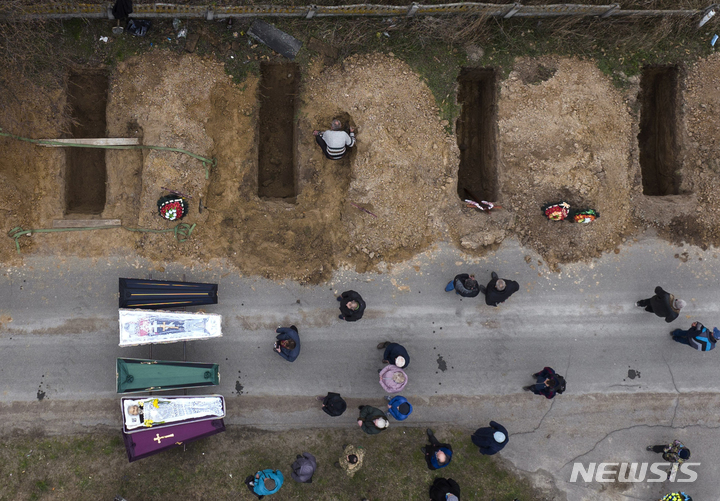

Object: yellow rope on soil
[0,129,217,179]
[7,223,196,254]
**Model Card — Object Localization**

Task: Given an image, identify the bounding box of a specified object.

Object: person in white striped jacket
[313,119,355,160]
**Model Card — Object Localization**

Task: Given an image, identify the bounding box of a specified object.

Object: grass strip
[0,427,544,500]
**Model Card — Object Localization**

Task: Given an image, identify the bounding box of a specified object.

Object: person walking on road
[523,367,566,399]
[379,365,408,393]
[647,440,691,465]
[479,271,519,307]
[636,286,685,323]
[471,421,508,455]
[290,452,316,483]
[245,468,284,499]
[385,395,413,421]
[377,341,410,368]
[422,428,453,470]
[338,290,366,321]
[671,322,718,351]
[429,477,461,501]
[274,325,300,362]
[317,392,347,417]
[357,405,389,435]
[313,119,356,160]
[336,444,365,477]
[445,273,480,297]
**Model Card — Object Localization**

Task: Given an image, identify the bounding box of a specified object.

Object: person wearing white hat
[377,341,410,368]
[636,286,685,323]
[471,421,509,455]
[357,405,389,435]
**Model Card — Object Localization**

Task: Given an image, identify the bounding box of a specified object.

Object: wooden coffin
[119,278,218,309]
[118,309,222,347]
[121,395,226,434]
[123,419,226,462]
[116,358,220,394]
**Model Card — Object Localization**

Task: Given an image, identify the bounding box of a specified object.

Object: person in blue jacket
[386,395,413,421]
[471,421,508,455]
[245,469,283,499]
[671,322,718,352]
[274,325,300,362]
[421,428,452,470]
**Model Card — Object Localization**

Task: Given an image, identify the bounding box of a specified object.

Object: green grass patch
[0,427,544,501]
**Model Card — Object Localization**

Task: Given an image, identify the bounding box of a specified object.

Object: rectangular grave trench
[258,62,300,200]
[456,68,498,203]
[65,69,108,214]
[638,65,681,196]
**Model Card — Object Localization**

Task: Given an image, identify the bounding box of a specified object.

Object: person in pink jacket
[379,365,408,393]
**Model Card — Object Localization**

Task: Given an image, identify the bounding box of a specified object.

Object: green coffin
[116,358,220,393]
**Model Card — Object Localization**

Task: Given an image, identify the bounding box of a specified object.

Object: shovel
[112,20,123,35]
[198,198,217,214]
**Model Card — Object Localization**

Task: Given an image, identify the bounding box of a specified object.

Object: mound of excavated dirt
[301,53,460,271]
[661,53,720,249]
[497,57,635,267]
[4,49,719,277]
[0,76,66,265]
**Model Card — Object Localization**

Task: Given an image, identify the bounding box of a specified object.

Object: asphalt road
[1,233,719,500]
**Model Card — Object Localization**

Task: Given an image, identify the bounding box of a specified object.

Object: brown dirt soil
[301,53,461,272]
[1,51,718,277]
[656,53,720,249]
[495,56,636,267]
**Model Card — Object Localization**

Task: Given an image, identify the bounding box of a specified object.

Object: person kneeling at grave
[313,119,355,160]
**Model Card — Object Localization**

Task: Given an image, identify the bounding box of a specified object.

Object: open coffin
[119,309,222,347]
[121,395,226,434]
[123,419,226,462]
[119,278,219,309]
[116,358,220,394]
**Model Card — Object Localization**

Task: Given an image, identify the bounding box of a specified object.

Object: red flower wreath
[157,196,188,221]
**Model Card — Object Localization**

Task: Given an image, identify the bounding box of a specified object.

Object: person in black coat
[471,421,508,455]
[523,367,565,399]
[274,325,300,362]
[338,290,366,321]
[445,273,480,298]
[479,271,519,307]
[318,392,347,417]
[377,341,410,368]
[429,477,460,501]
[636,286,685,323]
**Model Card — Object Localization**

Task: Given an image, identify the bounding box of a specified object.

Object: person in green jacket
[357,405,388,435]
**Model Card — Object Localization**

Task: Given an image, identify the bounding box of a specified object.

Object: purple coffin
[122,419,225,462]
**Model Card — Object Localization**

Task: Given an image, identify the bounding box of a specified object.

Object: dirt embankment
[658,53,720,248]
[1,51,719,277]
[495,57,636,266]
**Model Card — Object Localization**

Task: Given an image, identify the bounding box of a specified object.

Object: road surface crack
[559,422,720,470]
[513,398,556,437]
[662,354,680,427]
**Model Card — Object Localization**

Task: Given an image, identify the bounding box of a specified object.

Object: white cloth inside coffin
[123,397,224,430]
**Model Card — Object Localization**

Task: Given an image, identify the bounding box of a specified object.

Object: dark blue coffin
[119,278,219,309]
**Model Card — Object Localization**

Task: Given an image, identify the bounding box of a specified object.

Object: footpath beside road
[1,234,719,500]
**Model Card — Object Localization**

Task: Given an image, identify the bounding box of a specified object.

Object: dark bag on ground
[127,19,151,37]
[555,375,566,394]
